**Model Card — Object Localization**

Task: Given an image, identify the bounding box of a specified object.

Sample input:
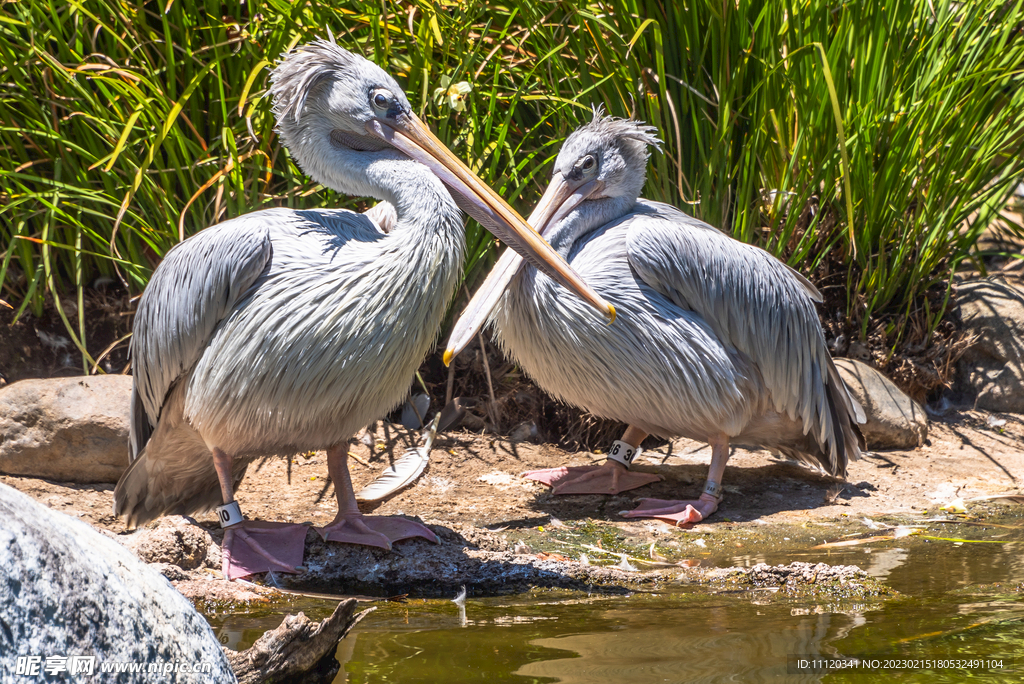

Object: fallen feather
[357,427,374,448]
[940,498,967,514]
[578,543,628,557]
[813,526,922,548]
[894,618,997,645]
[513,541,533,555]
[452,586,467,606]
[355,414,439,503]
[860,517,889,531]
[478,471,518,487]
[824,484,846,504]
[264,571,282,589]
[354,448,429,502]
[576,543,667,567]
[925,396,954,417]
[812,535,895,548]
[614,555,637,572]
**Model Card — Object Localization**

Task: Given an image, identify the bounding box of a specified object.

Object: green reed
[1,0,1021,373]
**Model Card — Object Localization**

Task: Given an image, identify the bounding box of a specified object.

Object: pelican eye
[371,88,392,112]
[578,154,598,176]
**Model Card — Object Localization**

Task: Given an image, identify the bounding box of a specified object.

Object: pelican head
[531,106,662,247]
[270,40,614,320]
[443,107,660,363]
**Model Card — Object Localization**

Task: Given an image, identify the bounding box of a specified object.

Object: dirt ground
[2,357,1023,605]
[3,405,1021,552]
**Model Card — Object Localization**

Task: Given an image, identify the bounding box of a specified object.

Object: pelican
[113,41,613,580]
[445,109,863,525]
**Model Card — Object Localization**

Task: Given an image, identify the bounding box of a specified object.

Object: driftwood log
[224,599,372,683]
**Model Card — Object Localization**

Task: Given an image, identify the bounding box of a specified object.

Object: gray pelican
[113,41,613,580]
[445,109,863,525]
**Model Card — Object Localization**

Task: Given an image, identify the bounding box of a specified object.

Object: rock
[291,522,653,597]
[695,562,890,597]
[0,375,131,483]
[171,578,270,607]
[955,278,1024,412]
[0,483,235,681]
[739,562,868,586]
[120,517,217,570]
[150,563,191,582]
[835,358,928,449]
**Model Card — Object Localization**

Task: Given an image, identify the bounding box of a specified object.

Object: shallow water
[205,526,1024,683]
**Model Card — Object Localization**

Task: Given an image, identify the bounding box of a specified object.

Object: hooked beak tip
[443,349,454,367]
[606,304,616,325]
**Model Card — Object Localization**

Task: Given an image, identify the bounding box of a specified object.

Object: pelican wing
[129,218,273,459]
[624,201,862,472]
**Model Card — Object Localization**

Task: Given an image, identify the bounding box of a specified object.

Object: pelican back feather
[625,201,862,475]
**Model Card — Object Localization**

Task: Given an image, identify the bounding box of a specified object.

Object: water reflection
[860,547,909,580]
[202,527,1024,683]
[515,606,856,683]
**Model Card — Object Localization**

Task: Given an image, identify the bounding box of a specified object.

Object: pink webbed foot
[221,521,308,581]
[621,493,722,528]
[522,461,662,495]
[316,513,439,549]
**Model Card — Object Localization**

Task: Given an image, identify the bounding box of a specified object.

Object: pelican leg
[316,444,439,547]
[622,432,729,526]
[212,448,307,581]
[521,425,662,495]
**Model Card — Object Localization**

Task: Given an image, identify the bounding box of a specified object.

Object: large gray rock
[0,375,131,483]
[835,358,928,449]
[0,483,235,682]
[956,278,1024,412]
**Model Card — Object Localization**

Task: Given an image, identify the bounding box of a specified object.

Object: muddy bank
[2,408,1020,605]
[4,409,1019,606]
[116,514,900,604]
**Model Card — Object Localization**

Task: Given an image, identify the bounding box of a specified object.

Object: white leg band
[703,480,723,500]
[607,440,641,469]
[217,501,244,528]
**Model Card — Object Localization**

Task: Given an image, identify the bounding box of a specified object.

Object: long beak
[442,174,604,365]
[527,174,604,241]
[444,245,523,364]
[366,114,614,324]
